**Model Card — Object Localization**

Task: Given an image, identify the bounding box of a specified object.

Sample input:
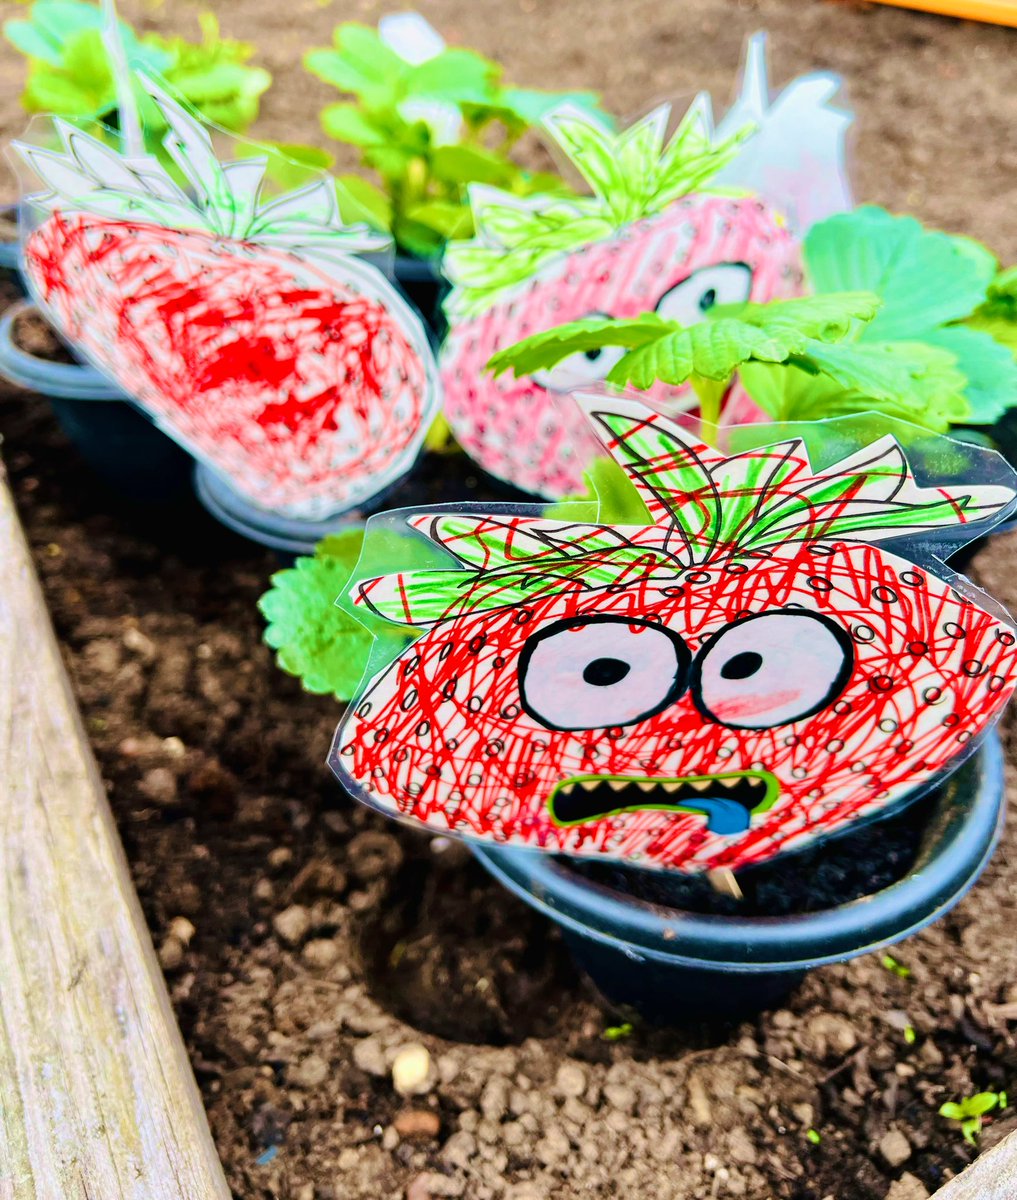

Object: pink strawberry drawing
[332,396,1017,875]
[439,102,802,498]
[16,79,439,520]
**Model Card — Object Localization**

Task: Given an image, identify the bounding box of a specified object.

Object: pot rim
[471,733,1005,973]
[193,461,396,555]
[0,302,121,400]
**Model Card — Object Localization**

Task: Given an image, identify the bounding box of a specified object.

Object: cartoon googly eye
[692,610,854,730]
[530,312,626,393]
[518,615,691,732]
[655,263,753,325]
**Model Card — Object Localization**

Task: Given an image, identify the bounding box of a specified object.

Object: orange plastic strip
[870,0,1017,25]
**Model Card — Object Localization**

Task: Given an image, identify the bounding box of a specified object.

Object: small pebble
[158,936,184,971]
[139,767,177,806]
[290,1054,329,1090]
[273,904,311,947]
[554,1063,586,1098]
[885,1174,930,1200]
[879,1128,912,1169]
[168,916,195,946]
[352,1037,387,1077]
[392,1043,433,1096]
[303,939,341,969]
[394,1109,441,1139]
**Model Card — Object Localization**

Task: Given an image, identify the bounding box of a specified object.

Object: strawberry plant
[304,14,601,259]
[4,1,272,146]
[329,394,1017,875]
[15,74,440,520]
[489,207,1017,444]
[439,100,805,498]
[259,529,436,701]
[939,1091,1008,1145]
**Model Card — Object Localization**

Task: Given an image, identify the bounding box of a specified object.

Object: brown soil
[4,3,1017,1200]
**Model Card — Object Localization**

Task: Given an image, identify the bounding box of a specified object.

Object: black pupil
[583,347,602,362]
[699,287,718,312]
[720,651,762,680]
[583,657,630,686]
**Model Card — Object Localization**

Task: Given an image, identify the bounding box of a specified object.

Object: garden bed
[4,2,1017,1198]
[2,280,1017,1200]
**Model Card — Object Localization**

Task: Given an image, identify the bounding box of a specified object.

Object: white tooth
[609,780,628,792]
[660,780,680,794]
[690,779,711,792]
[637,781,656,793]
[718,776,738,789]
[580,779,598,791]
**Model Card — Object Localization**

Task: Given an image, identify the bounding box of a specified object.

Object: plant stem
[689,373,730,445]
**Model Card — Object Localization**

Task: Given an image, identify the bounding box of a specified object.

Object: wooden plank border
[931,1130,1017,1197]
[0,472,230,1200]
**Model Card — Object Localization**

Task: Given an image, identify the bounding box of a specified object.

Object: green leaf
[922,325,1017,424]
[495,85,602,125]
[335,173,392,230]
[488,313,671,378]
[259,528,437,700]
[404,198,473,240]
[430,143,516,187]
[805,206,997,342]
[321,101,387,147]
[407,47,494,105]
[259,530,378,700]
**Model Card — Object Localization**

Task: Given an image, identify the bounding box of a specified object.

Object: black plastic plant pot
[391,255,448,345]
[0,302,192,502]
[471,734,1005,1025]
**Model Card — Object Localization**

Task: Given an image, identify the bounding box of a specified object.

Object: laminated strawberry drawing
[439,38,852,499]
[12,72,440,521]
[331,394,1017,876]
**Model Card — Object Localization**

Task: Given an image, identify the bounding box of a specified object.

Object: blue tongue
[684,797,753,836]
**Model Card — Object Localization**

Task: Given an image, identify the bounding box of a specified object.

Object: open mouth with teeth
[547,771,780,836]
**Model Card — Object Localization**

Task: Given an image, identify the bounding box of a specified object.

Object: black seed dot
[720,651,763,680]
[467,696,484,712]
[957,730,972,743]
[500,704,520,719]
[356,701,372,718]
[400,688,418,712]
[374,729,389,744]
[900,571,925,587]
[686,571,711,584]
[583,657,631,686]
[944,622,966,639]
[513,609,533,625]
[827,739,844,752]
[870,675,894,692]
[468,635,486,654]
[995,629,1016,646]
[415,720,430,738]
[988,675,1007,692]
[923,686,943,703]
[833,700,853,715]
[853,624,876,643]
[879,718,898,732]
[725,562,749,576]
[907,642,928,656]
[493,657,507,669]
[943,714,961,727]
[962,659,985,677]
[873,586,898,604]
[806,576,833,592]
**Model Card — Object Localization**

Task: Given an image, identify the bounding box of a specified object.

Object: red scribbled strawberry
[16,79,438,520]
[439,103,802,498]
[331,396,1017,875]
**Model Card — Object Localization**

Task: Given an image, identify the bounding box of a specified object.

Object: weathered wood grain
[931,1131,1017,1199]
[0,473,230,1200]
